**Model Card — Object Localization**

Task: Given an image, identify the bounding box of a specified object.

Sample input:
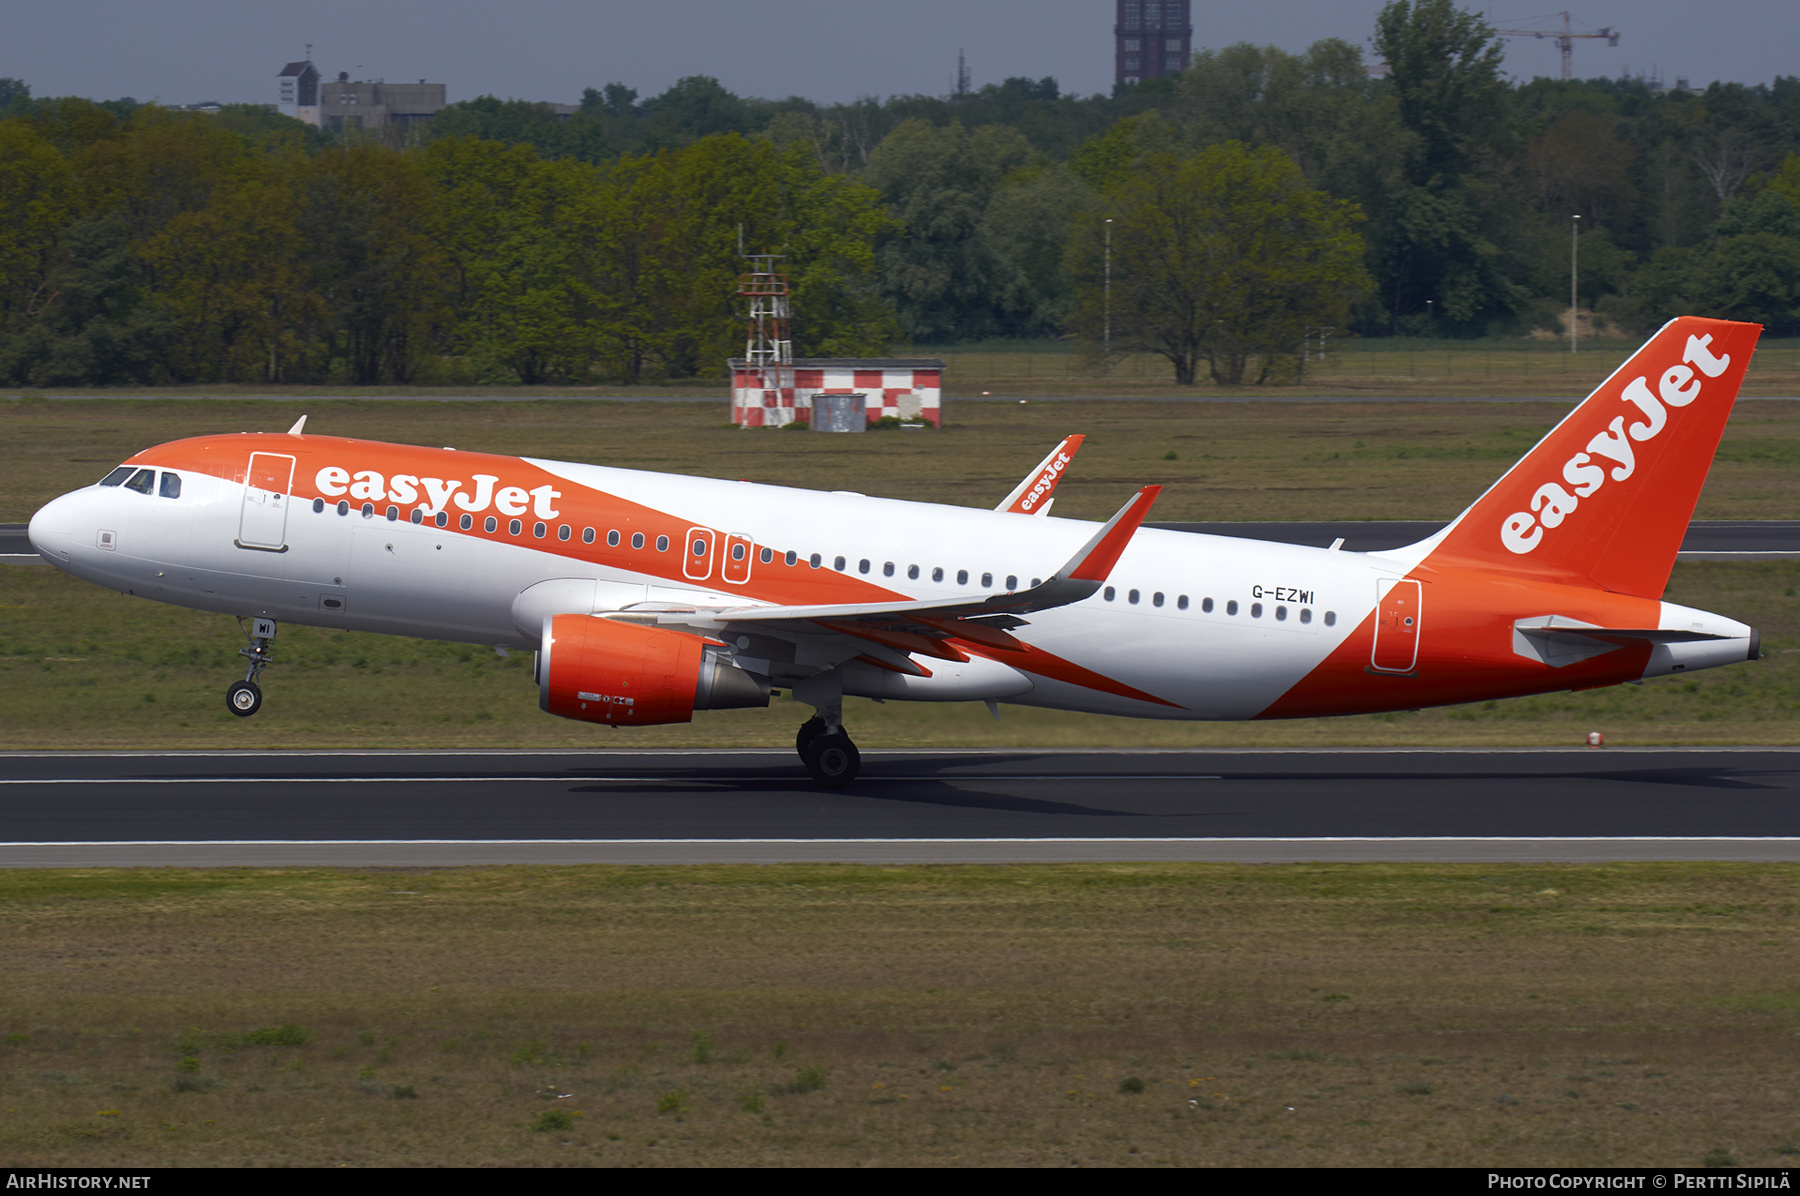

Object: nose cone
[27,493,76,568]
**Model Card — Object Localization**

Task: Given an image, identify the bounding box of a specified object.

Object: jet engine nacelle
[538,614,769,726]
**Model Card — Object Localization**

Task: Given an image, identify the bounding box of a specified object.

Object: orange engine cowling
[538,614,769,727]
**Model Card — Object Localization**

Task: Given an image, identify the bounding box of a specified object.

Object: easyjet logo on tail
[1018,452,1073,513]
[1500,334,1732,555]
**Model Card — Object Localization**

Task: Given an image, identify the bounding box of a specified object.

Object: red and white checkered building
[729,358,945,428]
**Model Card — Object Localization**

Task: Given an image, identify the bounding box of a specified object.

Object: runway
[3,748,1798,867]
[9,521,1800,563]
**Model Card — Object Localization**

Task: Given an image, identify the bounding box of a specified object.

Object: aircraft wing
[995,435,1084,516]
[611,486,1161,674]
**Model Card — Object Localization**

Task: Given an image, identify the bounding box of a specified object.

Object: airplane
[26,317,1763,787]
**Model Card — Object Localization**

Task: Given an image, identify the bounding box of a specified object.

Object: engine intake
[538,614,769,726]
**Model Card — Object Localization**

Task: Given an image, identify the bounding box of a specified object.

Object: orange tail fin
[1423,317,1761,599]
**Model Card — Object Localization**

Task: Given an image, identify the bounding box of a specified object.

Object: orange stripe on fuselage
[128,433,906,609]
[1258,563,1659,719]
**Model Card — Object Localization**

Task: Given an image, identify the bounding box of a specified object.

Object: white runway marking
[0,775,1225,784]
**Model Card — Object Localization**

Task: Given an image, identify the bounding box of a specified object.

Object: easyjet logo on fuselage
[315,467,562,520]
[1018,452,1072,513]
[1499,334,1732,555]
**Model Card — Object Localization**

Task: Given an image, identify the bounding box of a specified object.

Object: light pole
[1570,214,1581,354]
[1103,218,1113,367]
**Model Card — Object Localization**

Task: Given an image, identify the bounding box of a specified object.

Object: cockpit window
[123,468,156,495]
[98,467,134,487]
[159,472,182,499]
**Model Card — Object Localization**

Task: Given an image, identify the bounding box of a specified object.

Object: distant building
[1114,0,1193,87]
[317,72,446,131]
[277,60,320,125]
[728,359,945,428]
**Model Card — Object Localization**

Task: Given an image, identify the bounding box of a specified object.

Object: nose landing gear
[227,617,277,718]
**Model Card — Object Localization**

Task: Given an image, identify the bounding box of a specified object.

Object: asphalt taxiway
[3,748,1797,867]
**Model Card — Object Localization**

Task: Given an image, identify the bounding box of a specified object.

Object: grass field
[4,862,1799,1167]
[10,393,1800,525]
[4,395,1800,749]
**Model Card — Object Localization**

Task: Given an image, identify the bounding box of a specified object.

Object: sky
[2,1,1793,110]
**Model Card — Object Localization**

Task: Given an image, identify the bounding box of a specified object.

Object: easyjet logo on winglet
[1018,452,1072,512]
[1499,335,1732,555]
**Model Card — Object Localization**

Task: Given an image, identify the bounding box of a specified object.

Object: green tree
[863,120,1034,341]
[1069,143,1370,385]
[298,145,453,384]
[1370,1,1522,329]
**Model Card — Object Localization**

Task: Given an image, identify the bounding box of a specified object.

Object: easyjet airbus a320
[27,317,1764,786]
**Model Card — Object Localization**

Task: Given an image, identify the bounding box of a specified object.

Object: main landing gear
[793,672,860,788]
[227,617,277,718]
[796,715,860,788]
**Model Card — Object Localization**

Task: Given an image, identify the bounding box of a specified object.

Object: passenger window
[386,505,399,522]
[1103,586,1115,601]
[1226,600,1238,615]
[583,528,596,545]
[834,556,846,571]
[632,532,645,549]
[883,561,894,577]
[1179,595,1190,610]
[758,546,770,563]
[509,519,522,535]
[1152,592,1164,607]
[436,512,449,528]
[655,535,669,552]
[981,573,993,588]
[809,553,822,568]
[314,498,326,514]
[1128,589,1140,604]
[411,509,424,525]
[337,500,350,515]
[159,472,182,499]
[486,516,498,533]
[99,466,134,487]
[1300,608,1312,624]
[560,526,571,542]
[1324,611,1337,627]
[1275,605,1287,621]
[957,569,969,585]
[908,565,919,580]
[534,522,547,538]
[858,559,870,574]
[124,469,155,495]
[461,514,473,530]
[1006,575,1017,590]
[362,503,375,517]
[932,567,944,582]
[1251,602,1263,618]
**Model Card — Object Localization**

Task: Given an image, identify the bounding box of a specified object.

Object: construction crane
[1494,11,1620,81]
